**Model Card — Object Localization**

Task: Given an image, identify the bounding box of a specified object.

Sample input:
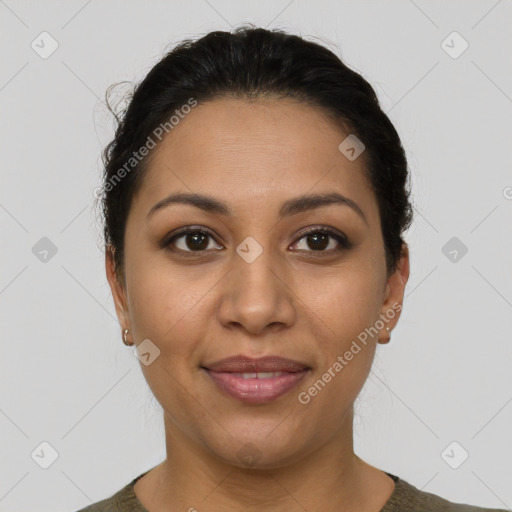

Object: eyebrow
[146,191,367,224]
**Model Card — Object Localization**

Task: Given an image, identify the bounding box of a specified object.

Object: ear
[378,242,410,342]
[105,245,130,334]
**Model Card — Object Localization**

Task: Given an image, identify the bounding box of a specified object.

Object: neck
[135,407,395,512]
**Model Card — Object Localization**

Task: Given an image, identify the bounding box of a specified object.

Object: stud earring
[380,326,392,344]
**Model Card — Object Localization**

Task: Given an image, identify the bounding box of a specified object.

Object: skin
[106,97,410,512]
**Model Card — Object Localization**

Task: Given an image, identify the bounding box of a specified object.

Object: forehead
[133,97,378,223]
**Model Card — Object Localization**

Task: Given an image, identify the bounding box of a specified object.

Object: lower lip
[204,369,309,404]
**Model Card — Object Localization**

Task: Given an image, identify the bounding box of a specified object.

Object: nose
[218,249,296,335]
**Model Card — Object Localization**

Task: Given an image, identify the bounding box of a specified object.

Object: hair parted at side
[98,24,413,281]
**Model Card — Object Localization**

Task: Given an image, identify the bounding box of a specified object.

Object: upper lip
[203,355,310,373]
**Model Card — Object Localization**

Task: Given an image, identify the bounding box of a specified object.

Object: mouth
[201,355,310,404]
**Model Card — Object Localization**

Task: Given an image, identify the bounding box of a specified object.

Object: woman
[77,25,507,512]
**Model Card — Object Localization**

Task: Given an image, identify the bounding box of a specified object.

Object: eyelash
[163,225,352,256]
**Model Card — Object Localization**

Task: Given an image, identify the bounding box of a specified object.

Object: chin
[199,425,315,470]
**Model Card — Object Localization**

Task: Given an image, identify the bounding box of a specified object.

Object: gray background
[1,1,511,510]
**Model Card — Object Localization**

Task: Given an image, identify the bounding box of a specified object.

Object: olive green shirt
[75,469,509,511]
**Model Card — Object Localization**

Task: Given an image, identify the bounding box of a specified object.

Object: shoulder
[73,472,150,512]
[383,474,509,512]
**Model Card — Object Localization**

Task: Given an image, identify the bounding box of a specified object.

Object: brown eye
[304,232,330,251]
[167,228,223,252]
[291,228,350,253]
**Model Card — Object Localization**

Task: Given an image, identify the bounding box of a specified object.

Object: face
[107,97,409,468]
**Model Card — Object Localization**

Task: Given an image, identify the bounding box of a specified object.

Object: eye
[165,227,223,253]
[163,226,351,255]
[290,227,351,253]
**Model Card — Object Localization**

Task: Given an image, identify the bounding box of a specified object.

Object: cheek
[296,262,382,402]
[125,258,192,342]
[297,269,380,423]
[125,265,211,416]
[300,262,382,339]
[125,254,221,371]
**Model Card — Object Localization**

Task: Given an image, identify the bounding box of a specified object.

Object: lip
[202,355,310,404]
[204,355,309,373]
